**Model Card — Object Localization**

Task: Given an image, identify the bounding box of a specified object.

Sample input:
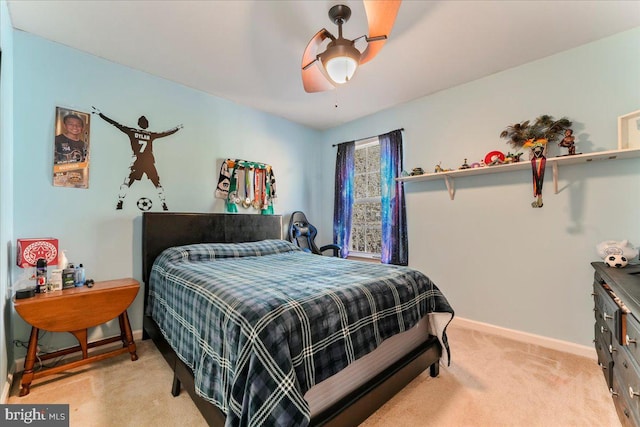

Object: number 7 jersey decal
[92,107,183,211]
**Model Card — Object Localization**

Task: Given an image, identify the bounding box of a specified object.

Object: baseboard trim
[453,317,597,360]
[11,329,143,376]
[1,370,13,404]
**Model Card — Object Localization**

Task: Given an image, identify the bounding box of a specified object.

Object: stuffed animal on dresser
[596,239,638,268]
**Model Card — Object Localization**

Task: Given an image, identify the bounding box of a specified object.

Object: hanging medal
[231,167,240,204]
[530,155,546,208]
[253,168,262,209]
[262,168,269,211]
[227,161,241,211]
[523,139,547,208]
[262,166,274,215]
[242,167,251,208]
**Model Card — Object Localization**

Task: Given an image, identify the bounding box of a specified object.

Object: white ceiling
[7,0,640,130]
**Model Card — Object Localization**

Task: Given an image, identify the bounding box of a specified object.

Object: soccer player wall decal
[92,107,183,210]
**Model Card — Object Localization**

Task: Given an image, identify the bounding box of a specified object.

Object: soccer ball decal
[605,254,628,268]
[137,197,153,211]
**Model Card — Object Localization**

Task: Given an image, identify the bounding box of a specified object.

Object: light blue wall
[10,31,322,359]
[1,0,15,399]
[319,27,640,348]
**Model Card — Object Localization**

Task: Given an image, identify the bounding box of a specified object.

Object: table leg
[19,326,39,396]
[69,329,89,358]
[119,310,138,361]
[118,313,126,347]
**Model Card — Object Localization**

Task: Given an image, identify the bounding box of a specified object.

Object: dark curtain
[380,130,408,265]
[333,141,355,258]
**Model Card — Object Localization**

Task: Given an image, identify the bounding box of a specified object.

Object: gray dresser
[593,261,640,426]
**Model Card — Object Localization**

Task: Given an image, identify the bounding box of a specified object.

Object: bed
[142,212,454,426]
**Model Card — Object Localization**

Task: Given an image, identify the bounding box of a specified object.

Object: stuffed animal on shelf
[596,240,638,268]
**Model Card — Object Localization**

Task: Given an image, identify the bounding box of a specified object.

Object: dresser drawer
[595,329,614,387]
[593,281,625,342]
[624,314,640,366]
[613,346,640,424]
[612,370,640,427]
[595,316,613,348]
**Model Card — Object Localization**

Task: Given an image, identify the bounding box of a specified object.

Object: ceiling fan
[301,0,402,93]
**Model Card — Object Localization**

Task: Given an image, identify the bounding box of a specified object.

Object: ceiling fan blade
[359,0,401,65]
[302,29,336,93]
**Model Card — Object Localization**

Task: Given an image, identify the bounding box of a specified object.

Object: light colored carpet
[362,323,620,427]
[7,321,620,426]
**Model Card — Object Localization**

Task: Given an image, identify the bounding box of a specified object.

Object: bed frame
[141,212,442,426]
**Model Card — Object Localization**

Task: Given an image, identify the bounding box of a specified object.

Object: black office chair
[287,211,341,257]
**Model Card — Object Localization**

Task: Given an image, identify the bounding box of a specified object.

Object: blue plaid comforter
[147,239,453,427]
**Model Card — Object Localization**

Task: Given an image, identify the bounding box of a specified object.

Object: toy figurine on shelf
[410,167,424,176]
[459,159,470,169]
[558,129,578,156]
[434,162,453,173]
[504,152,523,163]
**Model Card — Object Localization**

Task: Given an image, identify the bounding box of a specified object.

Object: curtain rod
[332,128,404,147]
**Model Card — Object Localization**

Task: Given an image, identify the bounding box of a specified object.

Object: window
[350,137,381,258]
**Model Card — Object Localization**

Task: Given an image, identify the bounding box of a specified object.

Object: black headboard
[142,212,282,306]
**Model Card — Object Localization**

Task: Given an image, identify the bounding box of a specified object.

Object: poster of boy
[53,106,90,188]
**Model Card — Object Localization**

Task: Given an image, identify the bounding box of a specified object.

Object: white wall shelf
[397,148,640,200]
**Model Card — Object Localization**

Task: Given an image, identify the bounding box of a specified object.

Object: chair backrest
[287,211,321,255]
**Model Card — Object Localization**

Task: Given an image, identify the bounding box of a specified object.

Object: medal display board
[214,158,277,214]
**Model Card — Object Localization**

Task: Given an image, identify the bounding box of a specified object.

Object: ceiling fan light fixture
[321,42,361,85]
[301,1,401,93]
[325,55,358,84]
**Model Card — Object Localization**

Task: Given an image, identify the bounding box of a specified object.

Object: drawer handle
[601,326,609,334]
[591,292,597,297]
[609,344,617,354]
[599,363,607,371]
[604,312,613,321]
[610,388,619,397]
[626,335,637,345]
[630,387,640,399]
